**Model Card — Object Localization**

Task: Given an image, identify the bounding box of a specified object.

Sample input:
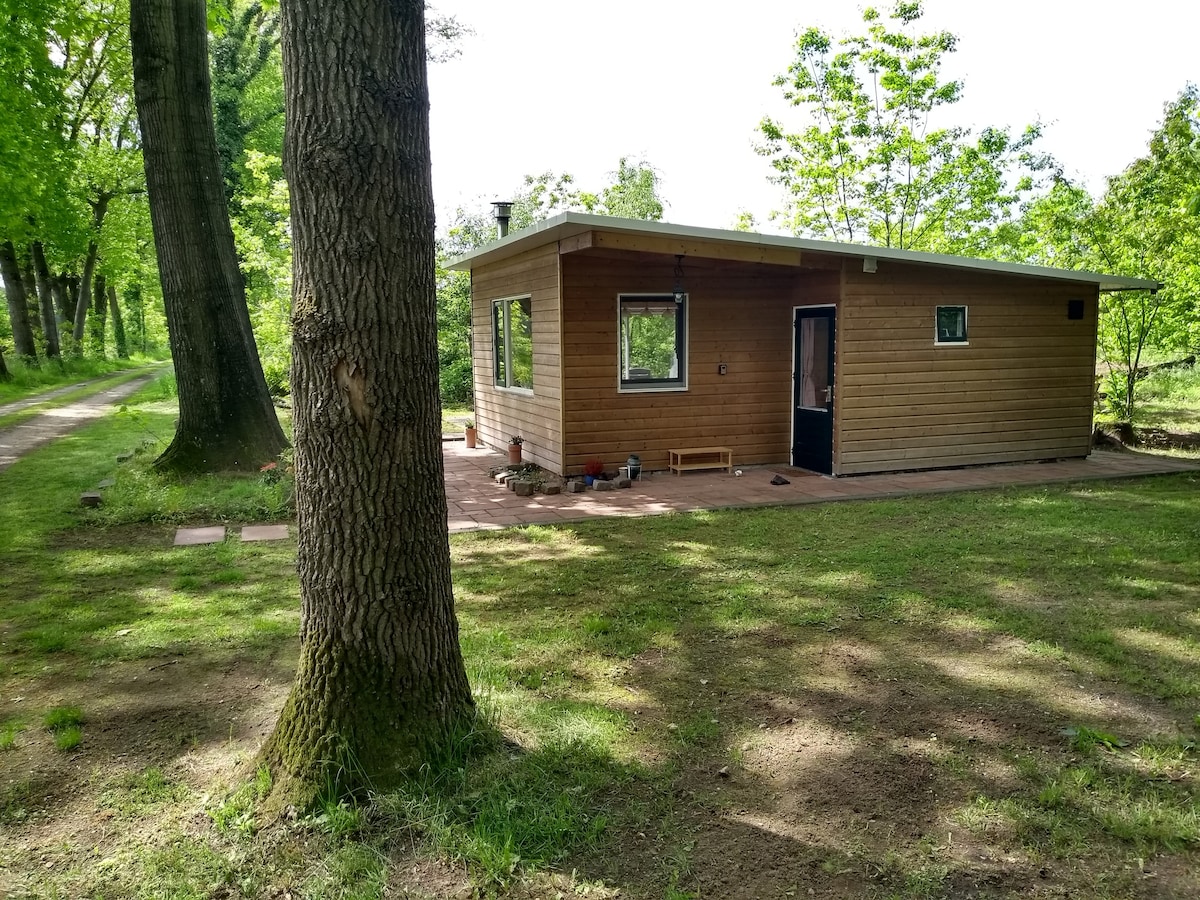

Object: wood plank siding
[560,252,839,474]
[836,264,1099,474]
[470,244,563,471]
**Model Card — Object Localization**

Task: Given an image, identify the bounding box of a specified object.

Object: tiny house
[448,214,1156,477]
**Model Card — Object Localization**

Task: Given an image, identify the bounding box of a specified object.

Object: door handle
[824,386,832,404]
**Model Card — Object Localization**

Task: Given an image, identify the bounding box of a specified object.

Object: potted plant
[464,419,477,449]
[583,458,605,486]
[508,435,524,465]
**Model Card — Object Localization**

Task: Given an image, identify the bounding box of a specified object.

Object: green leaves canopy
[758,1,1049,251]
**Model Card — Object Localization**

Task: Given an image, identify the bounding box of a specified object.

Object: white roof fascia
[446,212,1160,293]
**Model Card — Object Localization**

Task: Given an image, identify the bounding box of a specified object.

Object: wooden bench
[668,446,733,476]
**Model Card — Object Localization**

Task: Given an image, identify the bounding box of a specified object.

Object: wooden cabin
[448,214,1156,477]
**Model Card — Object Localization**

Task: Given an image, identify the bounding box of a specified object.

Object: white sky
[427,0,1196,234]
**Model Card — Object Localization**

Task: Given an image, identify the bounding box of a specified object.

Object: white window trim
[616,291,689,393]
[492,294,534,394]
[934,304,970,347]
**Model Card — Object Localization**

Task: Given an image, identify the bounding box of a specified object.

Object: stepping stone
[174,526,226,546]
[80,492,102,508]
[116,451,134,463]
[97,478,115,489]
[241,525,289,542]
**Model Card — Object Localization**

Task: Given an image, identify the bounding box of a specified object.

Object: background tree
[260,0,474,802]
[129,0,286,471]
[758,1,1049,251]
[436,158,668,405]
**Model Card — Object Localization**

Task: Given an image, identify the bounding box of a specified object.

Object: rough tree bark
[259,0,473,802]
[0,241,38,361]
[90,273,108,354]
[30,242,60,358]
[130,0,287,472]
[108,283,128,358]
[73,237,99,344]
[19,258,44,349]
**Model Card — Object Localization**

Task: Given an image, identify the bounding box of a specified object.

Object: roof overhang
[447,212,1161,293]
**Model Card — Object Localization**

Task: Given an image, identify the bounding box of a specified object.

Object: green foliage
[758,1,1050,250]
[45,705,85,750]
[43,704,85,730]
[210,766,272,836]
[994,88,1200,421]
[0,719,25,751]
[436,158,669,405]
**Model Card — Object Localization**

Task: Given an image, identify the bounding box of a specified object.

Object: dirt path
[0,368,168,472]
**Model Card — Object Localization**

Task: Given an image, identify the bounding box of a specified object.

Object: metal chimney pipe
[492,200,513,238]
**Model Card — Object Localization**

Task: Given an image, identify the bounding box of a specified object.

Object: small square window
[935,306,968,345]
[619,293,687,391]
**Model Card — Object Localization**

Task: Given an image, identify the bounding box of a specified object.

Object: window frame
[934,305,969,346]
[617,292,688,393]
[492,294,534,394]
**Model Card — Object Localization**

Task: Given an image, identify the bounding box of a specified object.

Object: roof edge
[446,212,1160,292]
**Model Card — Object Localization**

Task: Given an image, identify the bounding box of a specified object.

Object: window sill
[494,385,535,396]
[933,341,970,347]
[618,383,689,394]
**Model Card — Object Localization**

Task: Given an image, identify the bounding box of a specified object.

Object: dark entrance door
[792,307,835,474]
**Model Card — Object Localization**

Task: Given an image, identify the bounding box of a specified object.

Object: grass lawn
[0,386,1197,898]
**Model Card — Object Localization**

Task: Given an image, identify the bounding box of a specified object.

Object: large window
[935,305,968,345]
[493,296,533,391]
[619,293,686,391]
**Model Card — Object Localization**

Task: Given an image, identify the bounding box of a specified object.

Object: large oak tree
[129,0,286,471]
[259,0,473,801]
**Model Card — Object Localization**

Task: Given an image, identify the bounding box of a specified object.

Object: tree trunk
[73,240,98,344]
[0,240,38,361]
[31,242,60,358]
[0,349,9,381]
[19,257,44,349]
[62,276,80,328]
[260,0,473,803]
[130,0,287,472]
[90,273,108,355]
[108,283,128,358]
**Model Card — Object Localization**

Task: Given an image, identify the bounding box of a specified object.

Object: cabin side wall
[470,244,564,471]
[836,265,1099,474]
[560,252,838,474]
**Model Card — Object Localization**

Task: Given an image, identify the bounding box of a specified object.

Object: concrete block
[615,477,632,488]
[514,481,535,497]
[543,483,561,495]
[567,481,586,493]
[174,526,226,546]
[242,524,289,542]
[594,480,614,491]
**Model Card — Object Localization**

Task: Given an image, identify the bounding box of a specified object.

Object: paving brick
[241,524,290,542]
[174,526,226,546]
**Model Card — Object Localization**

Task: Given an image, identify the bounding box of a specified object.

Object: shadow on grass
[447,475,1200,896]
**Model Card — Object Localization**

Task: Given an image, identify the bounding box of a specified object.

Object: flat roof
[447,212,1160,292]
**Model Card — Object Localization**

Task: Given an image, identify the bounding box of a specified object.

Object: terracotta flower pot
[464,427,477,449]
[508,444,522,465]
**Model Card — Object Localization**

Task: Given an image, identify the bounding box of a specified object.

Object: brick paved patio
[443,440,1199,533]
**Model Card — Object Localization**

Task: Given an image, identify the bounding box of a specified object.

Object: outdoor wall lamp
[673,254,686,304]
